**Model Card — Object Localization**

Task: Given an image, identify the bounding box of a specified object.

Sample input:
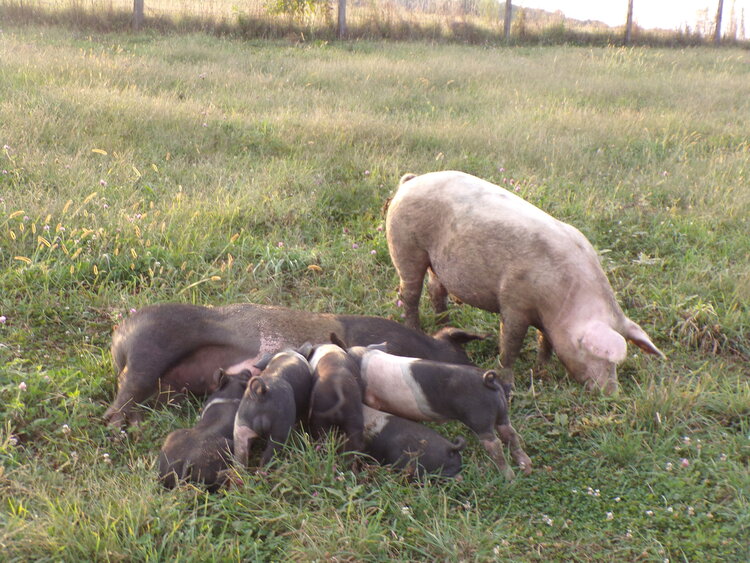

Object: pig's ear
[579,321,627,364]
[236,369,253,386]
[248,376,267,399]
[253,353,274,372]
[624,319,666,358]
[451,436,467,452]
[297,341,314,359]
[367,342,389,352]
[330,332,348,349]
[432,326,487,345]
[212,368,228,389]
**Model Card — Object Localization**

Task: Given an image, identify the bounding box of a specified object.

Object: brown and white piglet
[158,369,250,492]
[348,344,531,480]
[362,405,466,479]
[233,349,313,467]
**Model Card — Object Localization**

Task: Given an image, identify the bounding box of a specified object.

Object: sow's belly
[429,254,502,313]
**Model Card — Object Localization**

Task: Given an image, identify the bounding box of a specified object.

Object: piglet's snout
[233,425,259,467]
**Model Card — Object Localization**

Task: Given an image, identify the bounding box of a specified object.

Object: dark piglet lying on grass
[362,405,466,479]
[158,370,250,492]
[233,349,313,467]
[348,344,531,480]
[385,170,664,394]
[306,342,365,454]
[106,302,484,427]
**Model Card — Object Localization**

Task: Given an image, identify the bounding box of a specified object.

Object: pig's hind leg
[498,309,531,386]
[479,433,515,480]
[497,423,532,475]
[427,268,450,325]
[103,366,158,427]
[390,245,430,331]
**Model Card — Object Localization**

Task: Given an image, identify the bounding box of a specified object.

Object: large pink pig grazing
[385,170,665,393]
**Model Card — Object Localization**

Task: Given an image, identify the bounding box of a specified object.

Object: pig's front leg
[259,439,285,467]
[497,424,532,475]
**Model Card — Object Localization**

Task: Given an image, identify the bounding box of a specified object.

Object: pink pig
[385,170,664,393]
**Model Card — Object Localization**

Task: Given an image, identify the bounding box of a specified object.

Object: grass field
[1,22,749,561]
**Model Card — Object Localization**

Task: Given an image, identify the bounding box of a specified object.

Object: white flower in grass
[61,424,71,435]
[645,510,654,517]
[401,506,411,515]
[606,512,614,521]
[18,381,27,391]
[665,462,673,471]
[542,514,553,526]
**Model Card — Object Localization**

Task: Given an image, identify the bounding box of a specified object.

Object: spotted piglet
[158,369,250,492]
[347,344,531,479]
[362,405,466,479]
[307,342,365,453]
[233,348,313,467]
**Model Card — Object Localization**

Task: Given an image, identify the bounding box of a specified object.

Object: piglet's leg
[497,424,532,475]
[480,434,515,480]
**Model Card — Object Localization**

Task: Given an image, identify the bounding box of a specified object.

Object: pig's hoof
[104,410,125,428]
[516,453,533,475]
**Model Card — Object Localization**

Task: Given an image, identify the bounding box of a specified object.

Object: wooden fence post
[133,0,144,31]
[338,0,347,39]
[504,0,512,40]
[625,0,634,45]
[714,0,724,44]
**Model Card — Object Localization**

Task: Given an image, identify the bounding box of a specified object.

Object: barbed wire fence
[2,0,746,44]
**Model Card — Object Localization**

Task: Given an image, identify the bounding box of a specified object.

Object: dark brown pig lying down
[105,302,484,427]
[362,405,465,479]
[158,369,250,492]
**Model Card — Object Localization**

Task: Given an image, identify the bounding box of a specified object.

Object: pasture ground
[1,24,749,561]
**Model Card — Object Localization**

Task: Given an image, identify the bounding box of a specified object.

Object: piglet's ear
[248,376,267,399]
[579,321,627,364]
[624,319,666,358]
[253,353,274,372]
[451,436,467,452]
[297,341,314,359]
[212,368,228,389]
[330,332,348,349]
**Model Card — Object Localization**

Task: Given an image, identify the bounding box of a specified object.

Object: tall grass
[1,24,749,561]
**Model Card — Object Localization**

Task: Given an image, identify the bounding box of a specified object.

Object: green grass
[1,24,749,561]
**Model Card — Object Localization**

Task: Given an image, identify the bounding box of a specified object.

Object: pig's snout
[233,424,259,467]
